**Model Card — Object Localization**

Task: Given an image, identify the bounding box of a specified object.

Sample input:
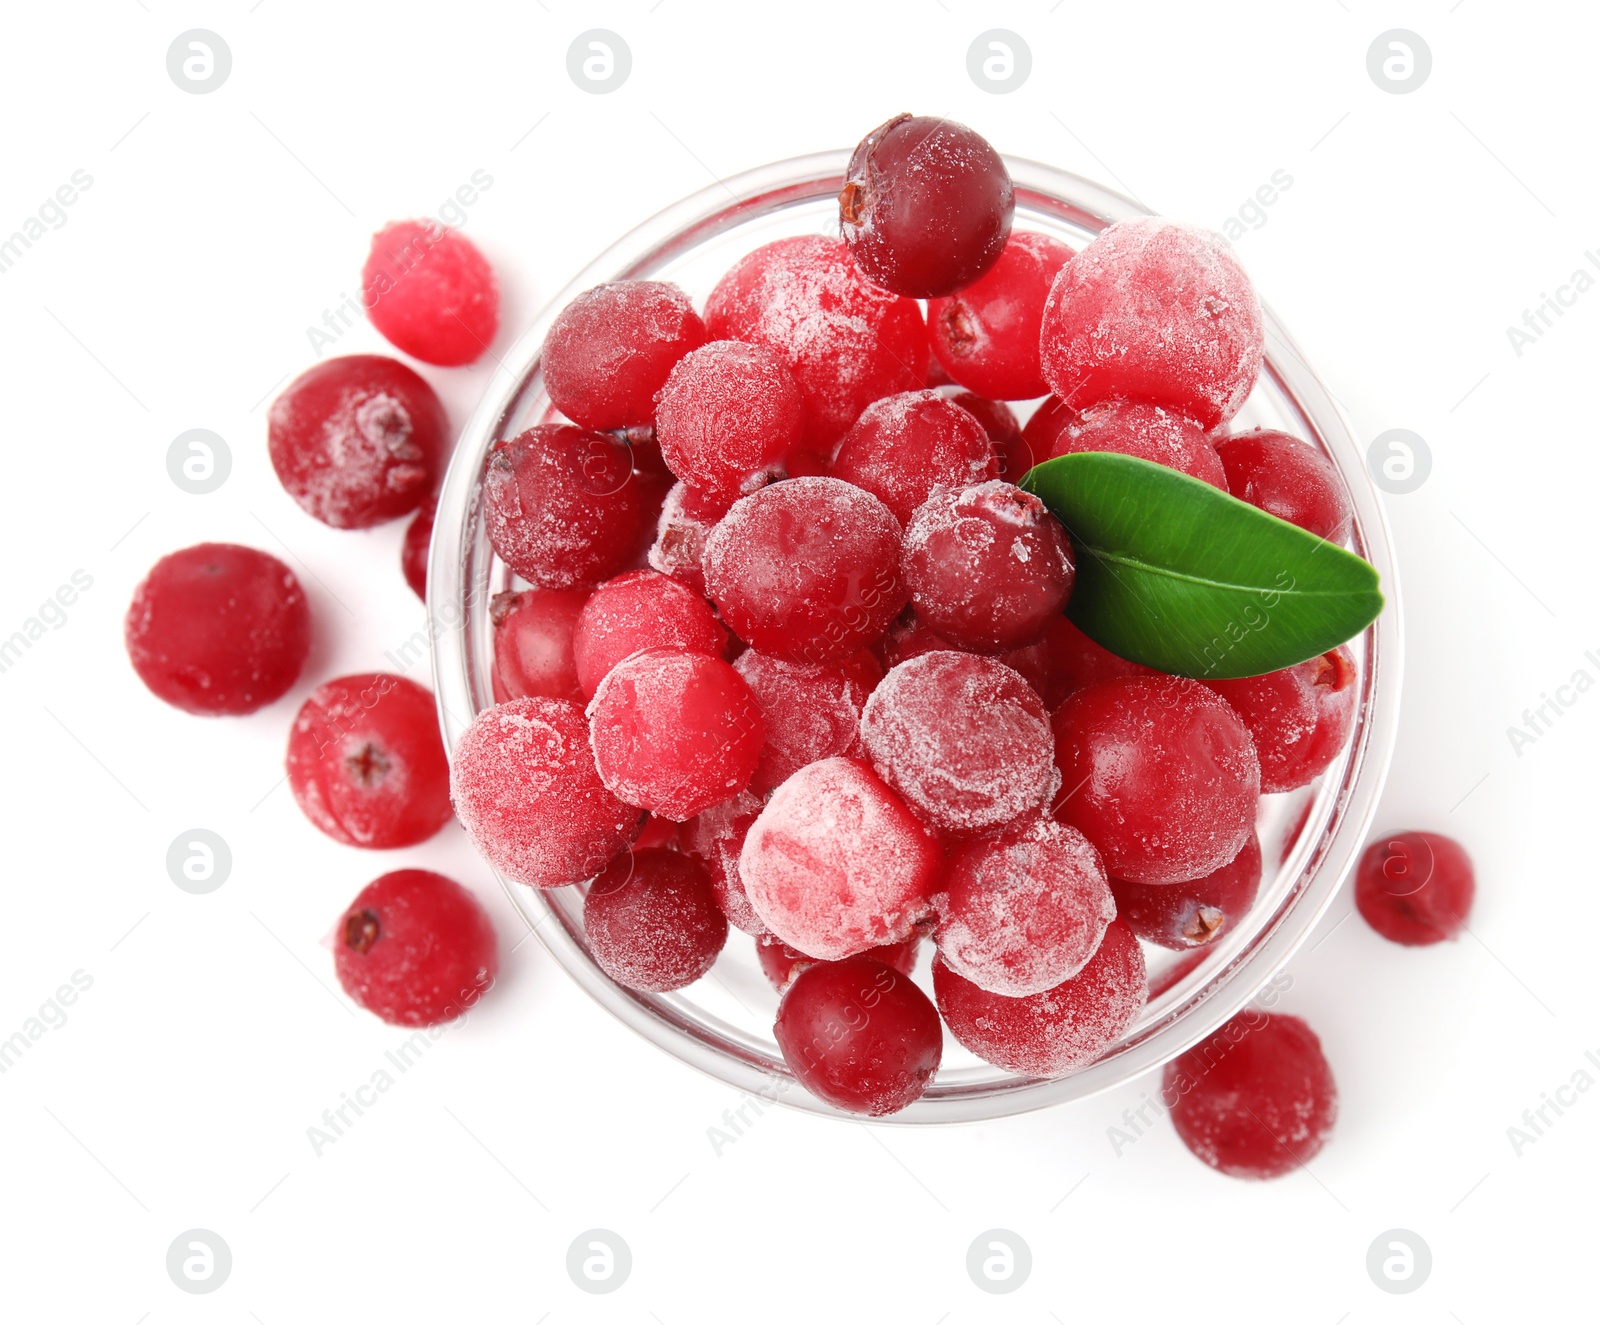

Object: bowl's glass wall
[429,153,1401,1123]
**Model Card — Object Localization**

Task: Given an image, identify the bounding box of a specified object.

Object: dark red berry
[401,496,435,601]
[1206,648,1358,793]
[1111,833,1263,951]
[949,392,1029,483]
[490,587,590,703]
[733,648,880,797]
[1214,429,1353,542]
[1355,831,1475,946]
[362,220,500,367]
[572,570,728,700]
[583,849,728,992]
[829,390,998,526]
[755,933,919,993]
[680,790,766,934]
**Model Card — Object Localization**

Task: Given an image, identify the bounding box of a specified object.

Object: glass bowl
[428,151,1402,1123]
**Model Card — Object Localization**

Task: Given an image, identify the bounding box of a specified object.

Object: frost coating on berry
[572,569,728,700]
[1040,218,1264,430]
[583,849,728,992]
[829,390,998,526]
[860,651,1059,837]
[740,756,939,960]
[362,220,500,367]
[647,480,718,595]
[1041,398,1228,489]
[681,790,766,934]
[734,648,881,796]
[451,697,638,888]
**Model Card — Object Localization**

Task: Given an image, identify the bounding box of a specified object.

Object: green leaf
[1020,451,1383,680]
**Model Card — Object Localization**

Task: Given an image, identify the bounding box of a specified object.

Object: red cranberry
[929,232,1075,399]
[1214,429,1353,542]
[1040,218,1264,430]
[733,648,880,796]
[634,814,682,852]
[755,933,920,992]
[839,115,1013,298]
[647,481,717,596]
[572,570,727,700]
[1206,648,1358,793]
[702,477,907,664]
[1052,677,1260,885]
[490,587,590,703]
[1028,615,1156,696]
[874,609,965,669]
[1163,1012,1338,1179]
[268,355,447,529]
[774,955,943,1115]
[583,849,728,992]
[362,220,499,367]
[1111,833,1263,950]
[1042,398,1227,488]
[704,235,927,448]
[933,919,1146,1078]
[588,647,765,821]
[1355,831,1475,946]
[286,673,452,849]
[482,425,644,589]
[541,280,705,430]
[334,870,498,1027]
[948,392,1028,479]
[450,697,639,887]
[680,790,766,934]
[830,390,998,526]
[401,496,435,601]
[125,543,311,716]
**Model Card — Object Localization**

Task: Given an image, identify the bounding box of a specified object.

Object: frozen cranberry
[635,814,681,852]
[654,340,804,502]
[756,933,920,992]
[362,220,500,367]
[734,648,880,796]
[451,697,639,887]
[401,496,435,601]
[647,481,717,595]
[334,870,497,1027]
[572,570,728,700]
[125,543,311,716]
[929,232,1075,399]
[1042,398,1227,489]
[490,587,590,702]
[740,756,939,959]
[268,355,447,529]
[1052,677,1260,885]
[703,477,907,663]
[902,481,1075,653]
[775,955,942,1115]
[830,390,998,525]
[588,647,765,821]
[949,392,1029,483]
[1040,218,1264,430]
[482,425,644,589]
[681,790,766,934]
[1164,1012,1338,1179]
[1355,831,1475,946]
[933,919,1146,1078]
[1111,833,1263,951]
[1206,648,1358,793]
[704,235,927,448]
[542,280,705,430]
[1032,615,1156,695]
[1214,429,1353,542]
[874,609,964,669]
[861,652,1058,837]
[937,817,1115,996]
[839,115,1013,299]
[286,673,451,848]
[583,849,728,992]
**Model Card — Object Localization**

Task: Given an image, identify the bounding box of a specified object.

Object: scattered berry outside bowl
[426,151,1402,1123]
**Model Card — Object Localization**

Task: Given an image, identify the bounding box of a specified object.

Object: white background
[1,1,1593,1319]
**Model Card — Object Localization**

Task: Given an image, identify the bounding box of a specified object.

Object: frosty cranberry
[902,481,1075,653]
[735,648,880,796]
[933,919,1146,1078]
[268,355,447,529]
[860,652,1058,837]
[937,817,1114,996]
[451,697,639,887]
[1040,218,1264,430]
[1163,1012,1338,1179]
[362,220,500,367]
[588,647,765,821]
[1355,831,1475,946]
[704,235,927,448]
[572,570,727,700]
[681,790,766,934]
[286,673,451,848]
[929,232,1075,399]
[125,543,311,716]
[875,609,963,669]
[774,955,942,1115]
[1052,677,1260,885]
[839,115,1014,299]
[583,848,728,992]
[1111,833,1262,951]
[334,870,497,1027]
[542,280,705,430]
[1206,648,1358,793]
[647,481,717,595]
[829,390,998,525]
[401,496,434,601]
[1214,429,1352,542]
[949,392,1028,480]
[702,477,906,663]
[655,341,804,502]
[1027,615,1155,698]
[740,756,939,959]
[490,587,589,702]
[1041,398,1227,488]
[482,425,644,588]
[755,933,919,992]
